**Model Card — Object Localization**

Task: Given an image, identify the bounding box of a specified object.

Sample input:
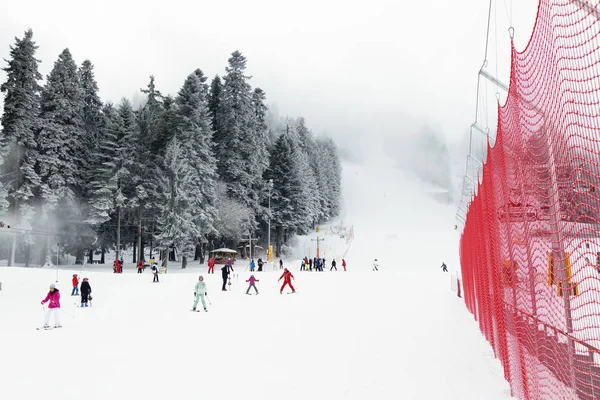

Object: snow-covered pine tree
[78,60,103,224]
[213,181,252,242]
[131,76,163,262]
[37,48,85,212]
[79,60,103,158]
[215,51,261,217]
[0,30,43,264]
[88,99,138,261]
[265,131,299,256]
[153,137,199,269]
[250,87,270,202]
[293,131,319,231]
[152,95,178,156]
[322,137,342,217]
[86,103,119,226]
[170,69,218,267]
[208,75,222,139]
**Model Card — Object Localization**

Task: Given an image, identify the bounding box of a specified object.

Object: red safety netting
[460,1,600,399]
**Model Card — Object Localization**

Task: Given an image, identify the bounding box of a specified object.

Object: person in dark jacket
[257,258,264,272]
[330,259,337,271]
[222,258,234,291]
[80,278,92,307]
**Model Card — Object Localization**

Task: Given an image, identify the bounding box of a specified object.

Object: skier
[279,259,284,270]
[322,258,327,270]
[250,258,256,272]
[113,259,119,273]
[300,259,306,271]
[308,258,313,271]
[137,260,144,274]
[40,283,61,329]
[441,262,448,272]
[342,258,347,272]
[373,259,379,271]
[246,274,259,295]
[279,268,296,294]
[207,257,215,274]
[257,258,264,272]
[192,275,208,312]
[331,259,337,271]
[80,278,92,307]
[71,274,79,296]
[221,258,234,291]
[152,263,159,283]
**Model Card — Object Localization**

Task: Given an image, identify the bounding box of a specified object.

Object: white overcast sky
[0,0,539,156]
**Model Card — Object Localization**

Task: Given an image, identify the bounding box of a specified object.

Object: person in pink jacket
[246,274,259,295]
[41,283,61,329]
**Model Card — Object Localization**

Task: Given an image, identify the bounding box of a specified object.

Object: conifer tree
[37,48,85,211]
[0,30,43,237]
[208,75,222,136]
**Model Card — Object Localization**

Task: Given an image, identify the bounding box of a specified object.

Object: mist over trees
[0,30,342,267]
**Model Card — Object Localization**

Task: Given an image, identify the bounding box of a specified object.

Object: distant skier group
[299,256,346,272]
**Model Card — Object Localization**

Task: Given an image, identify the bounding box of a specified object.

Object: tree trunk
[75,247,84,265]
[101,247,105,264]
[137,206,143,262]
[199,242,206,264]
[115,207,121,261]
[149,220,154,258]
[276,225,282,257]
[194,241,201,261]
[132,239,137,263]
[88,248,94,264]
[24,245,31,268]
[182,255,187,269]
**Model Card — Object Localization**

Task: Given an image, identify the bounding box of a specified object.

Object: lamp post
[267,178,274,261]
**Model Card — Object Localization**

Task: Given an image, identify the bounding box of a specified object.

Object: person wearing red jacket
[137,260,144,274]
[279,268,296,294]
[342,259,347,272]
[207,257,215,274]
[71,274,79,296]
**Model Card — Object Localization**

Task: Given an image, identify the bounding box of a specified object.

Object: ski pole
[206,294,212,305]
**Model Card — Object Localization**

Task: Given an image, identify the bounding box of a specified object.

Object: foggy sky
[0,0,539,159]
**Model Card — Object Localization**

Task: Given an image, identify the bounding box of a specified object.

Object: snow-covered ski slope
[0,156,514,399]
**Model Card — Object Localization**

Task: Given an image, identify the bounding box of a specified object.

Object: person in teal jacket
[192,275,208,312]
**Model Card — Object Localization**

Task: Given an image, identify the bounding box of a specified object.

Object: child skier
[441,262,448,272]
[207,257,215,274]
[80,278,92,307]
[331,259,337,271]
[373,259,379,271]
[71,274,79,296]
[246,274,259,295]
[250,259,256,272]
[192,275,208,312]
[342,259,347,272]
[279,268,296,294]
[40,283,61,329]
[137,260,144,274]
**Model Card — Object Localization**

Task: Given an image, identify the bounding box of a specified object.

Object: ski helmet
[49,283,56,289]
[199,275,204,280]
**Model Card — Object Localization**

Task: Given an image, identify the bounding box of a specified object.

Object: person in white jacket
[192,275,208,312]
[373,259,379,271]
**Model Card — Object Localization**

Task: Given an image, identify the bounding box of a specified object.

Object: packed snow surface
[0,158,513,399]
